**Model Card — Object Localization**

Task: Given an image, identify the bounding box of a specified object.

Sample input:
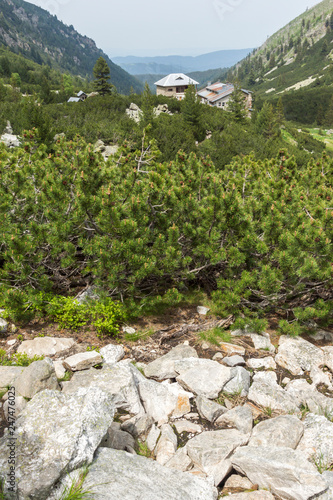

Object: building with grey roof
[154,73,199,100]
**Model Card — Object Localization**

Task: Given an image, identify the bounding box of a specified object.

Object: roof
[67,97,81,102]
[197,82,251,104]
[77,90,87,97]
[154,73,199,87]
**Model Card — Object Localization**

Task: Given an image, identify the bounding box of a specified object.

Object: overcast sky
[27,0,321,57]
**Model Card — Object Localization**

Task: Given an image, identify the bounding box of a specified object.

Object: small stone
[223,366,251,397]
[4,396,27,420]
[0,318,8,334]
[215,405,253,434]
[100,344,125,364]
[174,420,202,434]
[6,339,16,346]
[165,446,192,472]
[196,395,227,422]
[17,337,76,357]
[224,474,254,489]
[282,377,290,385]
[220,343,245,356]
[223,355,245,367]
[212,352,224,361]
[184,412,200,420]
[146,424,161,452]
[183,341,190,346]
[246,357,276,370]
[63,351,103,371]
[121,414,154,439]
[155,424,178,465]
[197,306,210,315]
[54,360,66,379]
[122,327,136,334]
[201,342,210,350]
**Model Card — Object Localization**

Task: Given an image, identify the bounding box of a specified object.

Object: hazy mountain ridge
[0,0,142,93]
[113,49,253,75]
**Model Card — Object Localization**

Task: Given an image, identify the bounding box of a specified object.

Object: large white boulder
[0,387,115,499]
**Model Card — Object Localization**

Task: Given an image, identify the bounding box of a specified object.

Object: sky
[27,0,321,57]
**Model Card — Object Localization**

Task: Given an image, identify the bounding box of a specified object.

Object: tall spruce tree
[93,57,112,95]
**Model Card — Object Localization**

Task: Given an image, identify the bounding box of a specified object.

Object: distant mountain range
[112,49,253,76]
[0,0,142,93]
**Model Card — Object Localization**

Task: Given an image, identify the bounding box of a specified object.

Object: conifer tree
[93,57,112,95]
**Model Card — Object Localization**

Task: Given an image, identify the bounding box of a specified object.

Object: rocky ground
[0,307,333,500]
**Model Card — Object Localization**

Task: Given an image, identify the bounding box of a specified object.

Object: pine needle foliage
[0,131,331,328]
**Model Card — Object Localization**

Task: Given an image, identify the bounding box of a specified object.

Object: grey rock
[0,318,8,334]
[14,358,60,399]
[311,330,333,342]
[220,343,246,356]
[17,336,76,357]
[225,493,275,500]
[4,395,27,420]
[187,429,249,486]
[69,447,218,499]
[297,413,333,467]
[285,379,333,416]
[249,415,304,449]
[144,344,198,380]
[212,352,224,361]
[0,132,20,148]
[197,306,210,315]
[165,445,192,471]
[248,371,298,412]
[173,419,202,434]
[146,423,161,451]
[223,366,250,397]
[138,378,192,424]
[246,356,276,370]
[250,333,275,353]
[196,395,227,422]
[232,445,328,500]
[126,103,143,123]
[275,335,325,376]
[323,346,333,372]
[75,286,100,304]
[62,361,144,415]
[53,360,66,379]
[0,366,25,388]
[63,351,103,371]
[155,423,178,465]
[0,387,115,500]
[100,421,135,453]
[120,413,154,438]
[100,344,125,364]
[224,474,254,489]
[175,358,232,399]
[215,405,253,434]
[317,471,333,500]
[223,355,246,367]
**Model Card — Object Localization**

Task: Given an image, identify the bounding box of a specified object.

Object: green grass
[136,441,153,458]
[307,128,333,152]
[198,327,231,346]
[58,467,92,500]
[0,349,44,366]
[123,328,154,342]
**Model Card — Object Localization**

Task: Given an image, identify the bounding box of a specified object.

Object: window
[168,88,173,92]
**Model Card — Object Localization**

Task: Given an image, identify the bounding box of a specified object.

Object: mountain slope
[0,0,142,93]
[113,49,253,76]
[224,0,333,97]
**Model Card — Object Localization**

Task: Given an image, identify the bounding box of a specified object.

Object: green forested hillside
[222,0,333,124]
[0,0,142,93]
